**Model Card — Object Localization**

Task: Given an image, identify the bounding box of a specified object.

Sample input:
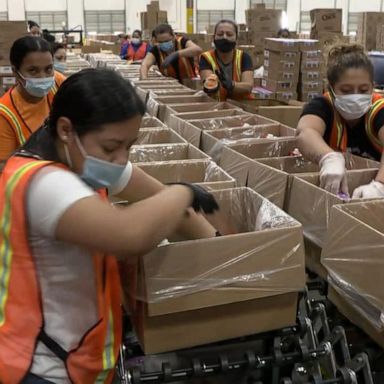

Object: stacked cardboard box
[376,25,384,51]
[0,21,27,95]
[141,1,168,32]
[309,9,342,40]
[185,33,212,52]
[357,12,384,51]
[262,38,301,102]
[245,4,282,68]
[298,40,324,102]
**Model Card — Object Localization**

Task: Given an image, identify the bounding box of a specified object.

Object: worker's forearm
[375,154,384,183]
[231,82,253,97]
[140,65,149,79]
[297,129,333,163]
[174,208,216,240]
[178,47,202,59]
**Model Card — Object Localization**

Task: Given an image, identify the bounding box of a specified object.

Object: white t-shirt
[27,162,132,382]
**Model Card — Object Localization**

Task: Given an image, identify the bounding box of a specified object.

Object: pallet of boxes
[141,1,168,38]
[0,21,27,96]
[357,12,384,51]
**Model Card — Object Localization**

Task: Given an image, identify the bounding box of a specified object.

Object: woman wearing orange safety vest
[121,30,149,62]
[0,36,65,166]
[199,19,254,101]
[297,44,384,199]
[0,68,220,383]
[140,24,202,82]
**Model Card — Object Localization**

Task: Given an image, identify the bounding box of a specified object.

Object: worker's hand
[352,180,384,199]
[161,52,179,69]
[169,182,219,214]
[215,70,234,92]
[319,152,348,195]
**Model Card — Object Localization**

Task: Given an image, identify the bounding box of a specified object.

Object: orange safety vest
[201,49,252,102]
[127,42,148,61]
[324,91,384,154]
[0,156,122,384]
[0,73,61,147]
[158,36,195,81]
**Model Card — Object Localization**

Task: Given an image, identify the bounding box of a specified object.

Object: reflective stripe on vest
[0,103,26,145]
[0,160,47,325]
[324,91,383,153]
[201,49,243,101]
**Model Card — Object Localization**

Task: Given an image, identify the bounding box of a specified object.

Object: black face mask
[214,38,236,53]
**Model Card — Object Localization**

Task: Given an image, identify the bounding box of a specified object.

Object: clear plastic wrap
[136,128,187,145]
[141,117,166,128]
[136,160,235,190]
[129,143,209,163]
[321,201,384,330]
[286,169,380,247]
[120,187,304,310]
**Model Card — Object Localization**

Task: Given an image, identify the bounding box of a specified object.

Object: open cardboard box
[247,154,380,210]
[137,128,187,145]
[132,79,181,88]
[178,115,276,148]
[163,101,241,126]
[146,94,212,120]
[286,169,380,249]
[137,86,194,103]
[201,124,296,160]
[228,98,303,128]
[219,138,298,187]
[321,201,384,343]
[129,143,209,163]
[141,116,166,128]
[136,160,236,191]
[120,187,305,354]
[168,109,251,135]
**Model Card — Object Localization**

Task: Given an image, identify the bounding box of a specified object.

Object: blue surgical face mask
[159,40,174,52]
[64,135,126,190]
[18,72,54,98]
[54,61,66,74]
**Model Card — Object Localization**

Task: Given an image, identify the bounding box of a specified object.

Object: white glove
[352,180,384,199]
[319,152,348,195]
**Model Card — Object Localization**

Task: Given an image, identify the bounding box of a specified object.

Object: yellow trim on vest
[0,161,49,326]
[367,98,384,150]
[0,104,25,145]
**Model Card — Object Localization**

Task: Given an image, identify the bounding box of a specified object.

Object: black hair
[42,29,56,43]
[10,36,53,70]
[277,28,290,38]
[28,20,40,29]
[132,30,142,38]
[53,42,65,54]
[21,69,146,160]
[154,24,174,37]
[214,19,238,38]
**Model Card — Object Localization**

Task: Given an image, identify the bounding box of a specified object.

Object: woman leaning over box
[0,68,218,384]
[297,44,384,198]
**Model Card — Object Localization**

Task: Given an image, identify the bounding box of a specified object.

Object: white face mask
[333,93,372,120]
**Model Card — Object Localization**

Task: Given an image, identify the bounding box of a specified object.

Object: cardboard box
[263,69,299,82]
[264,49,301,63]
[261,78,298,92]
[122,187,305,354]
[141,117,167,128]
[299,39,320,51]
[219,138,298,187]
[252,87,275,100]
[264,38,300,52]
[129,143,209,163]
[246,9,283,33]
[136,160,236,191]
[299,81,323,93]
[275,91,298,103]
[168,109,249,134]
[321,201,384,336]
[0,77,16,86]
[201,123,296,159]
[299,91,323,103]
[264,57,300,72]
[286,169,380,247]
[163,101,241,126]
[316,31,346,48]
[132,79,181,88]
[227,99,303,128]
[146,94,212,120]
[329,286,384,349]
[0,22,28,65]
[357,12,384,51]
[0,66,13,75]
[178,115,275,148]
[301,60,323,72]
[136,128,187,145]
[248,31,276,48]
[300,50,323,61]
[136,86,194,103]
[300,71,322,82]
[310,9,342,33]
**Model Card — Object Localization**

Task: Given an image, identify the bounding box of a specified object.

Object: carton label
[0,66,12,75]
[321,13,336,21]
[2,77,16,85]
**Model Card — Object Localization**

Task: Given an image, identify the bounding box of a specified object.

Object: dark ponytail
[22,68,146,160]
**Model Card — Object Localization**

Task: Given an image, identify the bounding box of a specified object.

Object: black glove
[161,52,179,69]
[169,182,219,214]
[215,70,234,92]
